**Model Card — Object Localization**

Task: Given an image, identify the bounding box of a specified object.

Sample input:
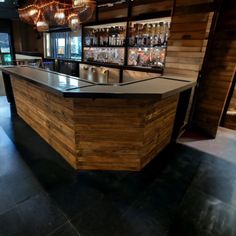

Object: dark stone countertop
[0,66,196,99]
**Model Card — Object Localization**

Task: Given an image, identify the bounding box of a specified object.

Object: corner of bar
[1,0,225,172]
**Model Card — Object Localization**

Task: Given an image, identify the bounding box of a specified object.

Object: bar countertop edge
[0,66,196,99]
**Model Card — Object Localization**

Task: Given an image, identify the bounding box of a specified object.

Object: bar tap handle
[83,65,88,70]
[91,66,96,73]
[102,69,109,83]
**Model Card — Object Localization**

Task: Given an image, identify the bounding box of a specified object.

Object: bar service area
[1,0,236,172]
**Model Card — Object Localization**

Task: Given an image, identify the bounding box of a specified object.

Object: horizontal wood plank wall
[75,95,179,171]
[98,2,128,21]
[11,76,179,171]
[141,95,179,169]
[224,81,236,130]
[193,0,236,137]
[164,0,214,81]
[224,71,236,130]
[11,77,78,169]
[132,0,173,16]
[175,0,213,7]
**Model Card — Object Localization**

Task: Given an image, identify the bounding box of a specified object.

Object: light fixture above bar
[18,0,96,32]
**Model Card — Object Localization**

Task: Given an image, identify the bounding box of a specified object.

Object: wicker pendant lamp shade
[18,0,96,32]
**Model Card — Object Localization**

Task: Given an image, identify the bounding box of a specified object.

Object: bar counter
[1,66,195,171]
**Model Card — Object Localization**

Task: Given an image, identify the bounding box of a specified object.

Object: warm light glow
[54,10,66,25]
[68,13,81,31]
[29,9,38,16]
[36,21,49,32]
[73,0,84,8]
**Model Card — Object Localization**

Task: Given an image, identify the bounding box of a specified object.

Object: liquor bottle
[163,22,169,46]
[159,22,164,46]
[96,29,99,46]
[134,24,139,46]
[100,28,104,46]
[157,23,162,47]
[129,23,135,46]
[118,27,122,46]
[142,24,148,46]
[153,23,158,47]
[116,26,121,46]
[93,29,98,46]
[90,29,94,46]
[138,24,144,46]
[150,24,155,47]
[105,28,109,46]
[85,29,90,46]
[109,27,113,46]
[115,26,119,46]
[105,28,108,46]
[121,26,126,46]
[102,28,107,46]
[97,28,101,46]
[147,24,152,46]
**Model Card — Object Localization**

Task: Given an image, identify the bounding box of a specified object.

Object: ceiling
[0,0,19,19]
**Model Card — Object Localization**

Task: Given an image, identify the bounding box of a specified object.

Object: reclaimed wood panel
[176,0,213,7]
[193,0,236,137]
[132,0,173,16]
[11,77,78,169]
[98,3,128,21]
[164,2,214,82]
[74,95,179,171]
[162,0,214,137]
[11,76,179,171]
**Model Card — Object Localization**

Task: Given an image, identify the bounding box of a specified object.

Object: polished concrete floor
[1,95,236,236]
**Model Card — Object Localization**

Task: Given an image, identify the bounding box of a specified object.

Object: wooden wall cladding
[224,81,236,129]
[11,77,78,169]
[221,69,236,131]
[75,95,179,170]
[164,8,214,81]
[131,0,173,17]
[175,0,213,7]
[193,0,236,137]
[11,77,179,171]
[98,2,128,21]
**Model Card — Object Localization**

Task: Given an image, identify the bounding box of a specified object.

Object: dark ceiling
[0,0,19,19]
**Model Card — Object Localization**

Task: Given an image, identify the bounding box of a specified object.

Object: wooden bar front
[11,76,179,171]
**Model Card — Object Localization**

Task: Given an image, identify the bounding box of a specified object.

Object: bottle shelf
[83,61,124,66]
[82,17,171,71]
[83,47,125,66]
[128,45,167,48]
[83,45,125,48]
[84,22,127,52]
[127,65,163,69]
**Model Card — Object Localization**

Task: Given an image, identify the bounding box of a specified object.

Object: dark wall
[0,19,15,60]
[12,20,44,54]
[0,19,13,33]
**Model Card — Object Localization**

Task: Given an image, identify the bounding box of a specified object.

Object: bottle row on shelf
[84,47,125,65]
[129,21,170,47]
[83,47,166,68]
[44,18,171,68]
[128,47,166,68]
[84,26,126,47]
[83,20,170,48]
